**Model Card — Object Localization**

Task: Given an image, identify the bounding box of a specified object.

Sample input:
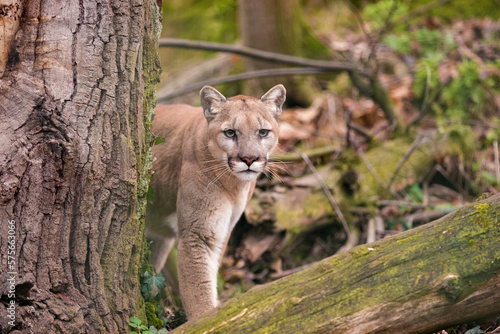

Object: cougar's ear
[200,85,227,122]
[260,84,286,117]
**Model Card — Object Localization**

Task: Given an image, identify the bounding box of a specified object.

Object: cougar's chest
[228,181,254,230]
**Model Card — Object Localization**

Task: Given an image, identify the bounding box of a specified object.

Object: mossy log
[174,194,500,333]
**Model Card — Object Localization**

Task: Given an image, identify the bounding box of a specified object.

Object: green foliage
[442,62,486,117]
[163,0,238,43]
[464,325,486,334]
[383,33,411,54]
[128,319,169,334]
[154,137,166,145]
[423,0,500,20]
[362,0,409,30]
[433,203,456,212]
[148,326,169,334]
[361,0,500,22]
[139,270,172,331]
[147,185,155,204]
[433,61,500,158]
[129,317,150,334]
[407,183,424,203]
[384,28,455,64]
[141,271,167,302]
[385,23,500,170]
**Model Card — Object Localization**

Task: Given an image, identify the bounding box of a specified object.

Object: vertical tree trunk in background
[238,0,318,106]
[0,0,161,332]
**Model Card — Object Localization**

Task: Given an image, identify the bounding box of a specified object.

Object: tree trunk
[0,0,161,332]
[238,0,326,106]
[174,194,500,334]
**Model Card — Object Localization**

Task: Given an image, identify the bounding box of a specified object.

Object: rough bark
[0,0,161,333]
[0,0,22,76]
[174,194,500,334]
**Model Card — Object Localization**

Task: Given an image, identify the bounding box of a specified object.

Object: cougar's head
[200,84,286,182]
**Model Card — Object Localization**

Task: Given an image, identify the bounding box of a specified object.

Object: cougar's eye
[224,129,236,138]
[259,129,270,137]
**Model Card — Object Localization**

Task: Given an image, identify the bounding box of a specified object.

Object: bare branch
[340,0,373,44]
[159,38,368,75]
[157,67,331,102]
[292,147,352,243]
[387,135,430,192]
[377,0,454,35]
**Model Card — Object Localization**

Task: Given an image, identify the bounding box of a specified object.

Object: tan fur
[146,85,286,319]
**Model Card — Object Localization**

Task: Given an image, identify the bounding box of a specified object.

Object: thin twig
[293,147,351,241]
[420,64,432,113]
[374,0,454,35]
[280,120,344,140]
[272,145,339,163]
[157,67,332,102]
[356,148,389,189]
[159,38,368,75]
[341,0,373,44]
[159,38,398,127]
[378,200,427,209]
[348,122,373,141]
[405,210,449,226]
[270,262,314,280]
[373,0,399,44]
[354,122,392,151]
[345,106,352,148]
[494,141,500,185]
[374,215,385,239]
[387,135,429,191]
[366,217,376,244]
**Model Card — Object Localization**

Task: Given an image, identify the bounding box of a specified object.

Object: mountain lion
[146,84,286,319]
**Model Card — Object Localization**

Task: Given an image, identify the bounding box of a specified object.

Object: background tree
[238,0,330,106]
[0,0,161,332]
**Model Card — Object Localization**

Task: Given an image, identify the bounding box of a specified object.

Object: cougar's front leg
[176,205,231,319]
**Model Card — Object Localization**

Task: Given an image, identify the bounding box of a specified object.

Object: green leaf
[147,185,154,204]
[130,331,138,334]
[142,271,167,301]
[129,323,139,328]
[433,203,455,212]
[465,326,486,334]
[149,326,169,334]
[130,317,142,325]
[154,137,166,145]
[407,183,424,203]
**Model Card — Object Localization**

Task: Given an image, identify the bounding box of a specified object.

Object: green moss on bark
[136,0,162,327]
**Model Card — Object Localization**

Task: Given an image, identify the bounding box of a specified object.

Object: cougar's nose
[239,156,259,166]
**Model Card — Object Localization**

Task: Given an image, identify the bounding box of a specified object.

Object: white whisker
[267,161,291,176]
[201,159,222,164]
[200,163,228,173]
[206,167,232,188]
[264,166,285,185]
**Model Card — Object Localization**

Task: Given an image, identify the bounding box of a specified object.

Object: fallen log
[174,193,500,333]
